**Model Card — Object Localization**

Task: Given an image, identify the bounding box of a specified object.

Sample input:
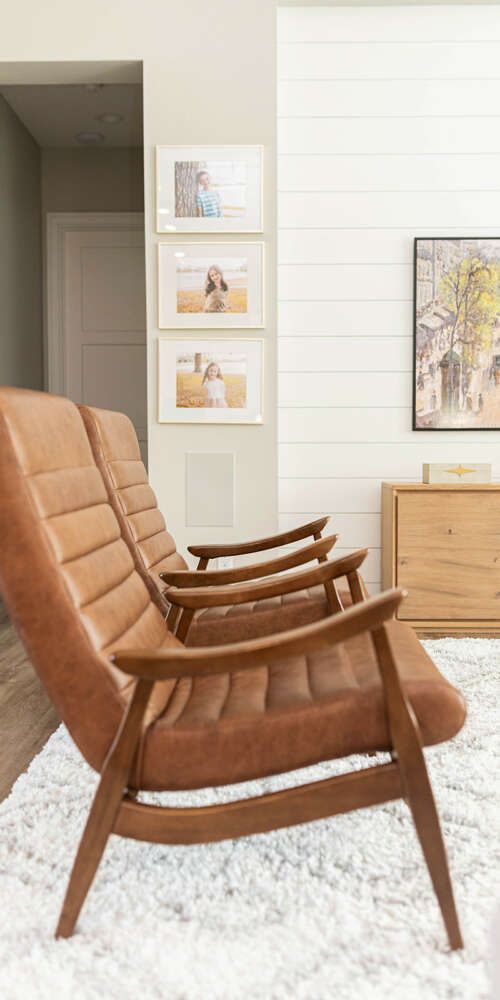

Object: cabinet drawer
[397,491,500,620]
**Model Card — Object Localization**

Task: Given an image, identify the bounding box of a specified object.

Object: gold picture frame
[157,336,264,425]
[155,145,264,234]
[158,241,265,330]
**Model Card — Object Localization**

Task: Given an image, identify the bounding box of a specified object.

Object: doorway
[0,62,146,456]
[0,60,146,799]
[46,211,147,461]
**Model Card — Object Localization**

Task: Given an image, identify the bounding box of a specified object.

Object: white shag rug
[0,638,499,1000]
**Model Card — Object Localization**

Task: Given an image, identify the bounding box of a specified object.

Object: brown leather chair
[0,387,466,948]
[79,404,354,645]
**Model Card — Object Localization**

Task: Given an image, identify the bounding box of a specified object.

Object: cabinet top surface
[382,482,500,491]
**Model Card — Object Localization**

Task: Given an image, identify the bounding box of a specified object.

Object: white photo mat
[157,337,264,424]
[156,145,263,233]
[158,242,264,329]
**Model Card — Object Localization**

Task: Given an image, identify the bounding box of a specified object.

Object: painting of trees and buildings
[414,238,500,429]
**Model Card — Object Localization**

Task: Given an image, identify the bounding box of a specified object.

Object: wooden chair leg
[400,738,463,950]
[55,679,153,939]
[372,626,463,950]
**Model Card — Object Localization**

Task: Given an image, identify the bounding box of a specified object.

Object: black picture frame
[413,236,500,431]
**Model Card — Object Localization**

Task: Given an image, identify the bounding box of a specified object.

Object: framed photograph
[158,242,264,329]
[414,237,500,430]
[156,145,263,233]
[157,338,263,424]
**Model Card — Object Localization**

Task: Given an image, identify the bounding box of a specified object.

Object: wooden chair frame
[186,515,332,562]
[55,555,463,950]
[160,534,354,642]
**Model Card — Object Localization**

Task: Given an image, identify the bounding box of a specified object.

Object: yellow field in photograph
[176,287,247,314]
[176,372,247,408]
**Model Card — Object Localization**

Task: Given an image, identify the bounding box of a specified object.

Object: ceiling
[0,83,143,148]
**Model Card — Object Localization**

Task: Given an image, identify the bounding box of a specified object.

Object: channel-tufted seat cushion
[79,405,336,644]
[0,388,465,797]
[185,585,333,646]
[132,616,465,790]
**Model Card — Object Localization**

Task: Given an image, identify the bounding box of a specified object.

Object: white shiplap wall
[277,4,500,593]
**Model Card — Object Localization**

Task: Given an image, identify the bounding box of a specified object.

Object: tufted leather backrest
[79,405,187,615]
[0,388,179,773]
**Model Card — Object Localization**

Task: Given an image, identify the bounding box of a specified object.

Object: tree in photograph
[193,353,202,373]
[439,255,500,413]
[175,161,203,218]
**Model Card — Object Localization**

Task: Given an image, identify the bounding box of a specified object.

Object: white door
[48,214,147,462]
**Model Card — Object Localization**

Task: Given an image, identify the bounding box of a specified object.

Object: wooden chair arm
[186,516,329,559]
[160,533,338,588]
[110,588,405,681]
[164,548,368,610]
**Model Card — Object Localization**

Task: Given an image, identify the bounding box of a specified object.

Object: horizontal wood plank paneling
[278,155,500,194]
[279,512,382,548]
[278,227,500,266]
[278,299,412,336]
[279,477,406,514]
[279,442,500,480]
[278,41,500,80]
[278,407,499,444]
[279,336,412,373]
[279,79,500,118]
[278,6,500,592]
[278,117,500,155]
[279,263,412,301]
[279,190,500,230]
[278,6,500,43]
[279,372,409,408]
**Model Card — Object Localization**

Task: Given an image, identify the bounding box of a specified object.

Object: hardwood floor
[0,599,59,803]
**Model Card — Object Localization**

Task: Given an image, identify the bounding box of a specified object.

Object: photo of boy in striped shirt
[196,170,222,218]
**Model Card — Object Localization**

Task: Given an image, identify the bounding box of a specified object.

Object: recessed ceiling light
[95,113,123,124]
[75,131,105,145]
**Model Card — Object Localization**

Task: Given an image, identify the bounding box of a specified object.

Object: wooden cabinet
[382,482,500,637]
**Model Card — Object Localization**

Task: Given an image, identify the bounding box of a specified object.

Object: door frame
[45,212,145,394]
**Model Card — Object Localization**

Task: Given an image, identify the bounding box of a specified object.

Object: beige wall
[41,147,143,213]
[1,2,481,556]
[0,0,278,556]
[0,95,42,389]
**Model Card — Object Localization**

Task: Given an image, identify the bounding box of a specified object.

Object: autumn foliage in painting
[415,239,500,428]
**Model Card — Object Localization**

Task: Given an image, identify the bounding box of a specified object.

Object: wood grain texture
[115,764,403,844]
[398,492,500,620]
[162,531,336,588]
[372,624,463,950]
[381,483,500,633]
[0,600,59,803]
[164,548,368,611]
[56,678,154,939]
[187,516,329,559]
[111,587,402,681]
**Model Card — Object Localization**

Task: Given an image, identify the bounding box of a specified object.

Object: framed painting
[156,145,263,233]
[158,242,264,329]
[157,337,264,424]
[414,237,500,430]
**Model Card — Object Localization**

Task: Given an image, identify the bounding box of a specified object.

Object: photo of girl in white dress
[202,362,228,407]
[158,338,263,424]
[175,349,247,409]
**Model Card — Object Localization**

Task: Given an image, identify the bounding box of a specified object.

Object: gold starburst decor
[422,463,492,484]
